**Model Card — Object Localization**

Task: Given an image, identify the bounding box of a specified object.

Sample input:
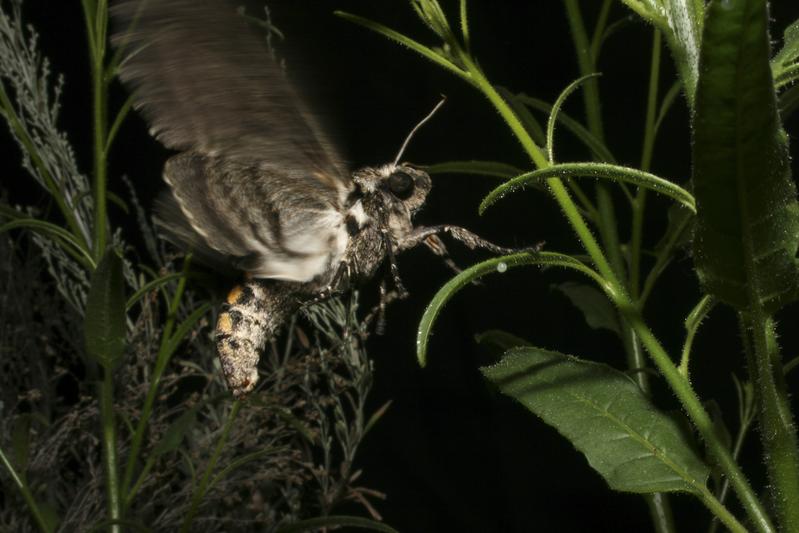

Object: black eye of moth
[388,171,414,199]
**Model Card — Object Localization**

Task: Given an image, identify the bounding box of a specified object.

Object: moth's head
[353,163,431,215]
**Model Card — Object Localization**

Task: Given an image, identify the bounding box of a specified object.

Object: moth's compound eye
[388,171,415,200]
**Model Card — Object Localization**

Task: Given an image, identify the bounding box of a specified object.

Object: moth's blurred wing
[158,153,349,282]
[112,0,349,192]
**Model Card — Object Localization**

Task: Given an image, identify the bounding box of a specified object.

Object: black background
[6,1,799,532]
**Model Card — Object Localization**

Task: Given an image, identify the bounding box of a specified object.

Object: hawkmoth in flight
[113,0,520,398]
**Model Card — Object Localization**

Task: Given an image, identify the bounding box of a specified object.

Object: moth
[113,0,519,398]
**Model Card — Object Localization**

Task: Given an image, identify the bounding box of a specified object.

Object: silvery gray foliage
[0,0,93,243]
[0,0,93,312]
[0,2,386,530]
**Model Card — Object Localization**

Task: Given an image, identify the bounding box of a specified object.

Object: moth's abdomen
[215,279,301,398]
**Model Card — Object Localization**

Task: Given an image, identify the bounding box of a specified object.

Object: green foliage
[84,249,126,369]
[342,0,799,531]
[479,163,696,215]
[693,0,799,314]
[553,282,620,334]
[482,347,711,495]
[773,18,799,90]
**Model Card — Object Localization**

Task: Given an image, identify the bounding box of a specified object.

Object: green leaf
[480,163,695,215]
[546,74,601,163]
[11,415,31,474]
[515,94,616,163]
[425,160,524,180]
[772,18,799,88]
[125,273,183,311]
[780,84,799,117]
[554,282,620,334]
[692,0,799,313]
[654,197,694,253]
[496,86,547,147]
[475,329,532,352]
[335,11,468,82]
[151,406,199,457]
[482,347,711,494]
[620,0,703,106]
[84,249,127,369]
[417,251,606,366]
[276,516,399,533]
[0,217,95,269]
[162,303,211,360]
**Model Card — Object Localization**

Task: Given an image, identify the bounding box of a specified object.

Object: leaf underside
[482,347,710,495]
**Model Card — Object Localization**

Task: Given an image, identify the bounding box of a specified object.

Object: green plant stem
[0,445,54,533]
[589,0,613,63]
[631,29,661,300]
[83,0,109,261]
[563,0,627,284]
[747,313,799,531]
[122,261,192,502]
[708,386,756,533]
[645,493,677,533]
[625,309,774,533]
[566,8,676,528]
[639,213,692,306]
[179,401,242,533]
[696,488,748,533]
[99,369,121,533]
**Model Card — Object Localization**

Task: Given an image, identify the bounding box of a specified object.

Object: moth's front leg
[399,225,540,255]
[215,279,301,398]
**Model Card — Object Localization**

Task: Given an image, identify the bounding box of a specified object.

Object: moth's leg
[381,227,409,299]
[363,282,402,335]
[305,260,351,307]
[215,279,299,398]
[422,234,463,275]
[376,281,388,335]
[399,225,542,255]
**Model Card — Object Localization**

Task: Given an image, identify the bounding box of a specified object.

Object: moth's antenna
[392,95,447,167]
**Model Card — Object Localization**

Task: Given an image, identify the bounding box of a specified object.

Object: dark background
[7,1,799,531]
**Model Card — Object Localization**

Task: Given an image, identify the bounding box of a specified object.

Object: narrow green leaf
[516,94,616,163]
[11,415,31,474]
[276,516,399,533]
[653,81,682,134]
[151,406,198,457]
[162,303,211,360]
[417,252,606,366]
[692,0,799,312]
[547,74,602,163]
[780,84,799,118]
[364,400,392,436]
[482,347,711,494]
[335,12,469,82]
[772,18,799,84]
[475,329,532,352]
[125,273,183,311]
[84,250,127,369]
[554,282,620,334]
[480,163,695,215]
[496,87,547,147]
[0,218,95,268]
[0,445,56,533]
[425,160,524,180]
